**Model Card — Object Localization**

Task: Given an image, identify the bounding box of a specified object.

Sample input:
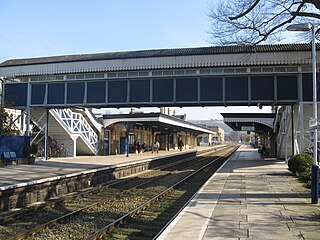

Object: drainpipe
[291,105,295,156]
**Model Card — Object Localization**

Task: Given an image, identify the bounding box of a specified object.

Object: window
[186,70,196,75]
[107,73,117,78]
[275,67,286,72]
[251,68,261,73]
[262,67,273,72]
[152,71,162,76]
[76,74,85,79]
[95,73,104,78]
[200,69,211,74]
[66,75,76,80]
[235,68,247,73]
[302,66,312,72]
[56,76,64,80]
[85,74,94,79]
[211,69,223,74]
[287,67,298,72]
[174,70,184,75]
[138,72,149,76]
[224,69,234,74]
[118,72,127,77]
[128,72,138,77]
[163,70,174,75]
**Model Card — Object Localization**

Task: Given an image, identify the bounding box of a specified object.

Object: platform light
[287,22,318,204]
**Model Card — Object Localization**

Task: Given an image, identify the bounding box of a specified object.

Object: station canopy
[221,113,276,133]
[103,112,216,135]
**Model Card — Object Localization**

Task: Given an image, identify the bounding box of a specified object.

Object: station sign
[309,118,318,130]
[241,126,255,131]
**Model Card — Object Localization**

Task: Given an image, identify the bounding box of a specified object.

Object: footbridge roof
[0,43,319,77]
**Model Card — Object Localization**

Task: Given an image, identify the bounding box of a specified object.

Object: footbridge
[0,43,319,158]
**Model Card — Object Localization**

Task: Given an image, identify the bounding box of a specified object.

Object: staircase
[30,107,101,157]
[276,106,292,160]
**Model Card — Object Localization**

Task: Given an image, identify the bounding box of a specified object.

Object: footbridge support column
[70,134,79,158]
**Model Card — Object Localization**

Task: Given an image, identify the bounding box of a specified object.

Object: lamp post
[287,23,318,204]
[0,77,4,134]
[0,76,4,107]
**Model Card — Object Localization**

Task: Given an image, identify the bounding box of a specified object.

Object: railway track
[87,145,238,240]
[0,145,238,240]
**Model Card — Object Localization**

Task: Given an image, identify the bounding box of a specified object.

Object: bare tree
[208,0,320,45]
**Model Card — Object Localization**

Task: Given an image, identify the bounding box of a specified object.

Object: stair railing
[51,109,99,152]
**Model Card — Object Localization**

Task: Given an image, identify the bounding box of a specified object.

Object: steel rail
[85,146,238,240]
[6,146,231,240]
[1,146,207,224]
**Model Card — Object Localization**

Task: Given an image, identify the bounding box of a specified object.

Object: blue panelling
[277,75,298,101]
[3,74,304,108]
[251,76,274,101]
[31,84,46,105]
[130,79,150,102]
[225,77,248,101]
[108,80,127,103]
[48,83,65,104]
[153,78,173,102]
[302,73,312,101]
[0,136,30,158]
[67,82,85,104]
[4,83,28,107]
[200,77,223,101]
[87,81,106,103]
[176,78,198,102]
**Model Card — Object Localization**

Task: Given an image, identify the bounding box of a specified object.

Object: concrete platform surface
[157,145,320,240]
[0,146,213,189]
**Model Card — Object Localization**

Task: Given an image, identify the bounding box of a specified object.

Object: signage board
[241,126,255,131]
[309,118,318,130]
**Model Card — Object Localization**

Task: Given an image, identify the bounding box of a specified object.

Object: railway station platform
[157,145,320,240]
[0,146,215,189]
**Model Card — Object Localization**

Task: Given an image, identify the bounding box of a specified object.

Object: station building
[102,112,216,155]
[196,126,225,145]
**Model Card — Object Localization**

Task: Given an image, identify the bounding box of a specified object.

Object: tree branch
[229,0,261,20]
[304,0,320,10]
[291,11,320,19]
[255,2,305,44]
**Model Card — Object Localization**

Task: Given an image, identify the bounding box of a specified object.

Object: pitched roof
[1,43,318,67]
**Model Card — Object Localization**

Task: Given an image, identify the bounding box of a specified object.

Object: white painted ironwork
[30,124,46,145]
[276,106,292,159]
[51,109,99,152]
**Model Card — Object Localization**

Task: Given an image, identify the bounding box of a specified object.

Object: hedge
[288,153,313,174]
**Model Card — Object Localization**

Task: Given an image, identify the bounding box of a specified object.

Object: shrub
[298,171,312,183]
[288,153,313,174]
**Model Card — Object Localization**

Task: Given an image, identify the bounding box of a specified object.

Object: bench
[2,152,18,166]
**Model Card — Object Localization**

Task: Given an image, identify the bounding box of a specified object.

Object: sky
[0,0,282,119]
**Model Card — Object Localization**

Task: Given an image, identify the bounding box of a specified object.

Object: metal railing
[51,109,99,153]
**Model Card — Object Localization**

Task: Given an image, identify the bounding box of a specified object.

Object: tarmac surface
[157,145,320,240]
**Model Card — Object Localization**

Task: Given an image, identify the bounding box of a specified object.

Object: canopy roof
[221,113,276,132]
[103,112,216,135]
